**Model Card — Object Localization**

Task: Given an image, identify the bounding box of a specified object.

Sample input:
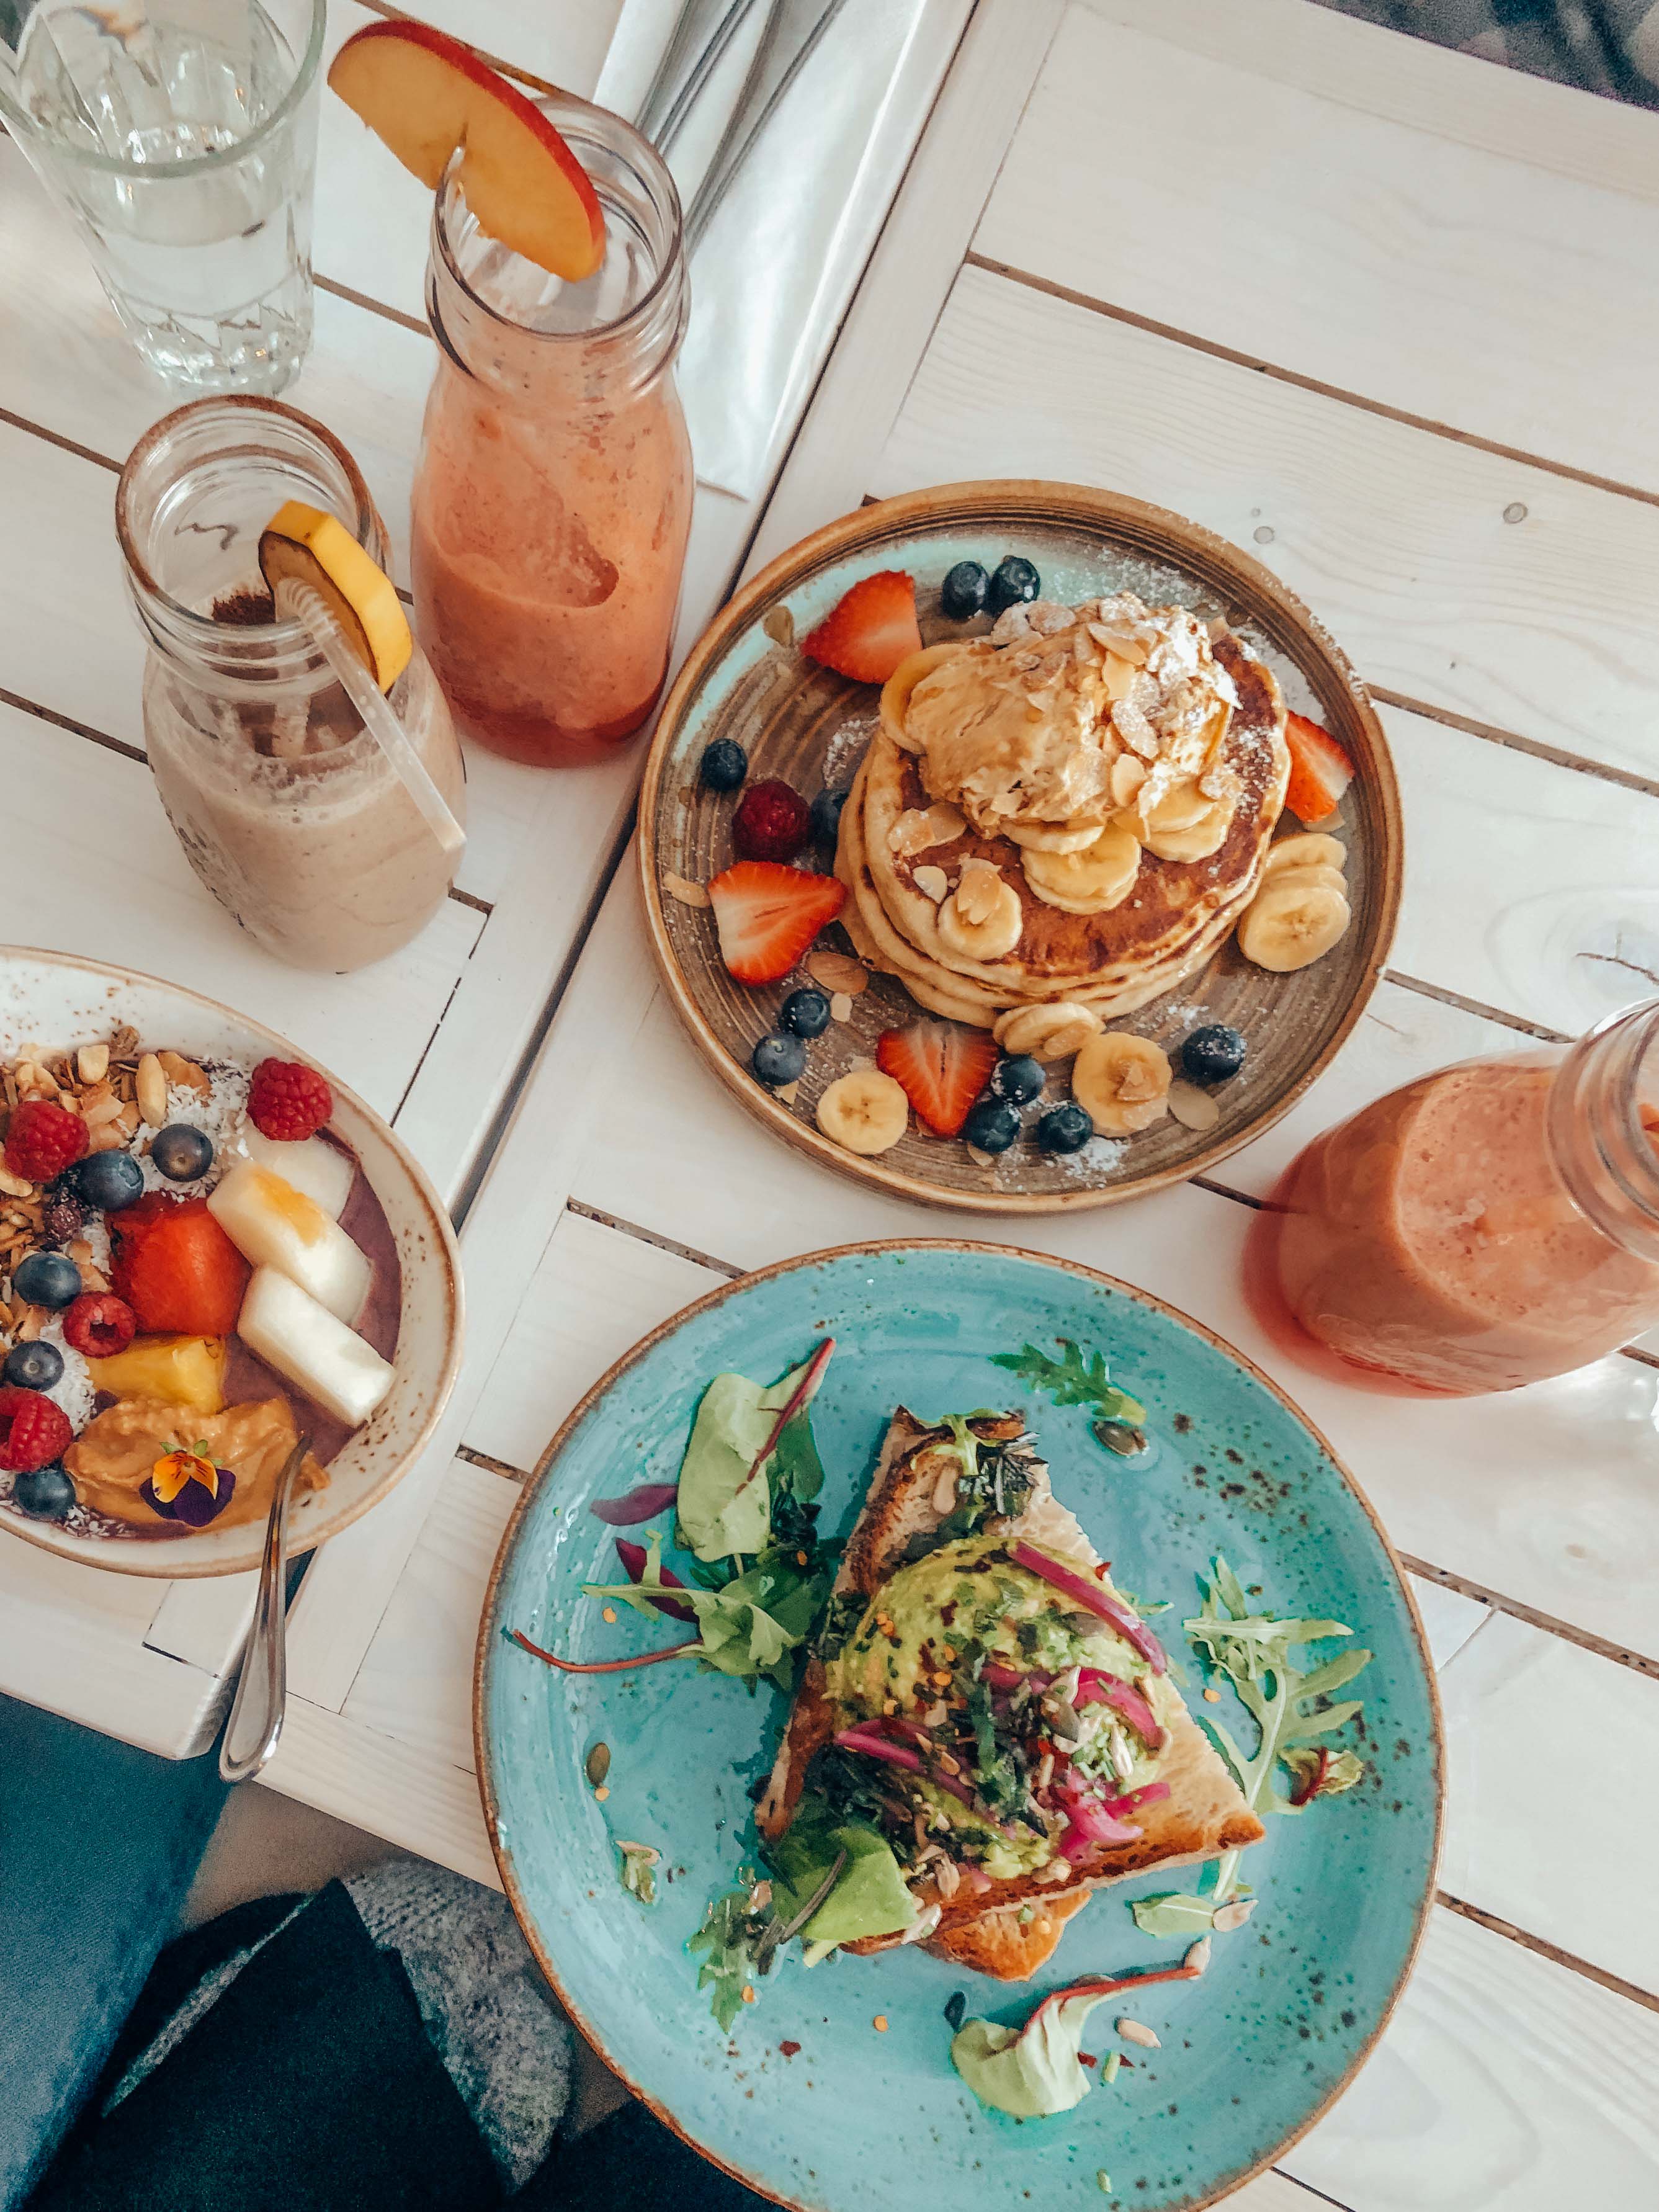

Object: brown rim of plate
[637,479,1403,1215]
[0,942,465,1579]
[473,1235,1444,2212]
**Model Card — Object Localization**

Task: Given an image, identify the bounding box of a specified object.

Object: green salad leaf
[584,1530,833,1692]
[617,1841,660,1905]
[1131,1556,1372,1939]
[676,1364,802,1561]
[687,1878,769,2034]
[952,1986,1116,2118]
[991,1339,1147,1429]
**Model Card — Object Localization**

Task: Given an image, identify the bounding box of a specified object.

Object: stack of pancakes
[834,594,1289,1028]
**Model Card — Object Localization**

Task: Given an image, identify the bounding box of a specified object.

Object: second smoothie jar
[409,94,693,768]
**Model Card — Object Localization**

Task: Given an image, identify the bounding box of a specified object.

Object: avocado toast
[758,1408,1264,1981]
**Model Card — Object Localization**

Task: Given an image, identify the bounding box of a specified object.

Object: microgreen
[991,1339,1147,1430]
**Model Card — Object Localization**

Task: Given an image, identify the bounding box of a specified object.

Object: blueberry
[780,988,831,1040]
[1037,1103,1093,1155]
[699,738,748,792]
[988,554,1041,616]
[962,1096,1020,1155]
[940,560,990,621]
[990,1054,1044,1105]
[810,787,848,854]
[12,1464,75,1522]
[751,1032,806,1088]
[74,1148,145,1211]
[4,1340,64,1392]
[1181,1024,1248,1084]
[150,1124,215,1183]
[12,1252,81,1310]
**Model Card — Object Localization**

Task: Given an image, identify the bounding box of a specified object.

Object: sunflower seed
[1212,1898,1256,1933]
[1116,2018,1161,2049]
[662,872,710,909]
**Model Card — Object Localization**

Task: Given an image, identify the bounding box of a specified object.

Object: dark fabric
[1314,0,1659,105]
[0,1698,227,2211]
[521,2100,772,2212]
[29,1881,501,2212]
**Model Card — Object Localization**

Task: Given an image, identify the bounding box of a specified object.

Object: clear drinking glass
[0,0,325,395]
[116,396,465,974]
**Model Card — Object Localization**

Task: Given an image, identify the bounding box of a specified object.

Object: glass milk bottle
[409,94,692,767]
[117,396,464,972]
[1246,999,1659,1393]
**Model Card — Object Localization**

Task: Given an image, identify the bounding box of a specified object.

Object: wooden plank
[977,2,1659,495]
[463,1207,728,1475]
[1282,1904,1659,2210]
[551,869,1659,1663]
[744,0,1067,579]
[1080,0,1659,207]
[1439,1613,1659,1993]
[875,262,1659,780]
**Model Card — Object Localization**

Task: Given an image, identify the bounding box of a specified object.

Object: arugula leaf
[991,1339,1147,1428]
[687,1879,768,2033]
[1131,1556,1372,1938]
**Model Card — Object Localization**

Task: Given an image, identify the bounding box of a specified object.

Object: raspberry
[247,1057,333,1143]
[0,1387,73,1474]
[4,1099,89,1187]
[733,779,812,862]
[62,1293,137,1359]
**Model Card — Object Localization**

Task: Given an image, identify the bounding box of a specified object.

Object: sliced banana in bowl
[1072,1031,1174,1134]
[1238,880,1352,972]
[816,1068,911,1155]
[1021,823,1142,914]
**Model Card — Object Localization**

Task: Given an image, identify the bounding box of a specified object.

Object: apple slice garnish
[328,20,605,284]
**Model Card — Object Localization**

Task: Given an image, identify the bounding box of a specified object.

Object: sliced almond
[762,604,795,648]
[829,992,853,1024]
[661,872,710,909]
[913,865,949,903]
[1168,1079,1221,1132]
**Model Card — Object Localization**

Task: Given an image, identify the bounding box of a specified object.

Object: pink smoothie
[1253,1062,1659,1392]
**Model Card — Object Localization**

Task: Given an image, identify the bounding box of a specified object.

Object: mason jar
[409,94,693,768]
[117,396,465,973]
[1246,998,1659,1393]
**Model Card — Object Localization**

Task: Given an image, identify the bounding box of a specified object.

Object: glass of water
[0,0,326,395]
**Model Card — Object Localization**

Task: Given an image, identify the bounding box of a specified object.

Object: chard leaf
[952,1986,1114,2119]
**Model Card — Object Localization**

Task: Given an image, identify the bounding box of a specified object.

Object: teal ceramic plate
[476,1243,1441,2212]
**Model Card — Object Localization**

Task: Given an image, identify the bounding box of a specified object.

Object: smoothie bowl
[0,949,463,1577]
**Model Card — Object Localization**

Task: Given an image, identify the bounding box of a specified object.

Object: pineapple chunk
[207,1160,370,1323]
[239,1126,355,1220]
[85,1334,227,1416]
[237,1268,394,1428]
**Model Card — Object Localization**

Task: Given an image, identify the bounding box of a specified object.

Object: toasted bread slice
[762,1407,1263,1981]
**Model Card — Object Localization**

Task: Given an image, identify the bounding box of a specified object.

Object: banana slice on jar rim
[879,642,970,750]
[1071,1032,1173,1134]
[993,1000,1104,1062]
[1263,831,1346,877]
[816,1068,910,1155]
[1139,798,1232,864]
[1237,880,1352,972]
[1022,823,1142,913]
[1003,818,1106,854]
[937,861,1024,960]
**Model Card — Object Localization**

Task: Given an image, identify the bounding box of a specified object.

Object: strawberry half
[801,570,922,684]
[876,1021,999,1138]
[707,861,846,985]
[1284,712,1354,828]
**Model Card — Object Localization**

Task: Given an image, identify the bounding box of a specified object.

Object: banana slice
[1263,832,1346,878]
[880,642,970,750]
[1004,819,1104,854]
[816,1069,910,1155]
[937,863,1024,960]
[1071,1032,1173,1134]
[1264,862,1346,895]
[1140,778,1211,835]
[1140,799,1232,864]
[993,1000,1104,1061]
[1022,823,1142,914]
[1237,880,1352,972]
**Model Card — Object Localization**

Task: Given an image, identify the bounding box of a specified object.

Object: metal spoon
[219,1435,310,1783]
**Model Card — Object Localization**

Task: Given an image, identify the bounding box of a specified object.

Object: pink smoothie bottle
[1245,998,1659,1394]
[409,92,692,769]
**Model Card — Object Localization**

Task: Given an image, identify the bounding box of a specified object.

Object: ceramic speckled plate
[638,481,1402,1215]
[476,1243,1440,2212]
[0,947,463,1577]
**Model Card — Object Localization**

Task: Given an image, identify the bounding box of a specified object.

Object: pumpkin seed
[1094,1419,1148,1456]
[585,1742,611,1788]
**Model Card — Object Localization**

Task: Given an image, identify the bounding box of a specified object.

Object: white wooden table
[5,2,1659,2206]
